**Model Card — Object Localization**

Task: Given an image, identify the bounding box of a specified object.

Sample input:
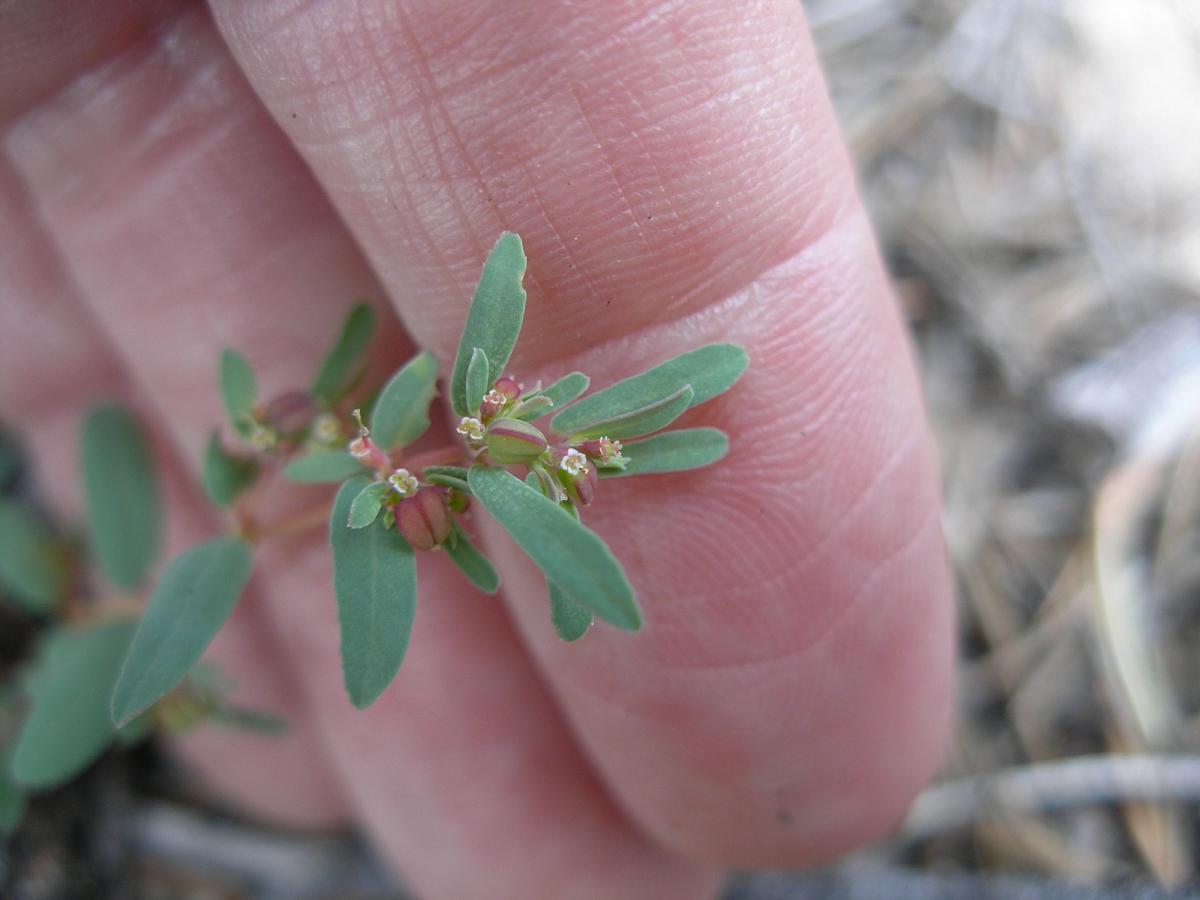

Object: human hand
[0,1,953,897]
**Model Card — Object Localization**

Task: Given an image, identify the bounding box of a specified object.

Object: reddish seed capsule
[396,488,451,551]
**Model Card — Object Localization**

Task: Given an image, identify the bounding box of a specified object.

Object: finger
[212,0,955,865]
[0,159,348,828]
[2,7,717,897]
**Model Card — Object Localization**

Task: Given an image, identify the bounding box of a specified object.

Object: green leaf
[202,432,258,507]
[369,351,439,450]
[348,481,389,529]
[0,500,69,615]
[569,384,693,442]
[0,423,25,488]
[529,372,589,418]
[465,347,490,415]
[209,704,289,736]
[281,450,365,483]
[330,477,417,708]
[80,404,161,591]
[550,343,748,437]
[0,759,25,834]
[219,349,257,437]
[422,465,471,492]
[312,304,376,405]
[11,620,136,788]
[450,233,527,416]
[467,467,640,630]
[601,428,730,477]
[444,524,500,593]
[549,581,593,642]
[110,537,254,726]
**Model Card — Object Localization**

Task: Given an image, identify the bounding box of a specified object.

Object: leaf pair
[549,343,748,441]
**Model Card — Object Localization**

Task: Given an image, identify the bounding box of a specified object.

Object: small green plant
[0,232,745,830]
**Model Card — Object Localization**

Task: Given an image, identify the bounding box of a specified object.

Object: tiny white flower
[248,423,276,451]
[482,389,506,407]
[559,448,589,477]
[388,468,419,497]
[311,413,341,444]
[456,416,485,442]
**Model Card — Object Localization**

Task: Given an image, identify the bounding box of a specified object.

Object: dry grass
[805,0,1200,886]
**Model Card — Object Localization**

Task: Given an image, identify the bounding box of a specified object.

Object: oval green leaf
[281,450,365,483]
[465,347,490,415]
[467,466,640,630]
[422,465,471,492]
[80,403,161,591]
[110,537,254,726]
[549,581,593,642]
[202,431,258,507]
[219,349,257,438]
[0,500,69,615]
[550,343,747,437]
[444,524,500,593]
[312,304,376,405]
[600,428,729,477]
[528,372,589,418]
[369,350,438,450]
[569,385,693,442]
[450,233,527,416]
[330,477,417,708]
[11,619,137,788]
[348,481,389,529]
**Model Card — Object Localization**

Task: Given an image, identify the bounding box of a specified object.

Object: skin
[0,2,955,898]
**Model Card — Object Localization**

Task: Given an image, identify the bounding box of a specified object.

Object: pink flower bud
[396,488,451,551]
[484,418,549,465]
[263,391,317,438]
[579,436,624,466]
[479,389,507,421]
[348,435,389,471]
[494,376,522,401]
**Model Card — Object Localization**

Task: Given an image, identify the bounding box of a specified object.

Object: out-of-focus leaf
[202,432,258,507]
[465,347,490,415]
[312,304,376,405]
[348,481,389,529]
[550,343,747,436]
[549,581,592,642]
[450,233,527,416]
[467,466,640,630]
[599,428,729,477]
[0,500,68,615]
[219,349,257,438]
[281,450,364,483]
[209,704,289,736]
[569,385,693,442]
[369,351,438,450]
[110,537,254,726]
[11,619,136,788]
[444,524,499,593]
[330,477,417,709]
[80,403,161,591]
[0,424,25,488]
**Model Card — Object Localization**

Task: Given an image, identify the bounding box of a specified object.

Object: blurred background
[4,0,1200,897]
